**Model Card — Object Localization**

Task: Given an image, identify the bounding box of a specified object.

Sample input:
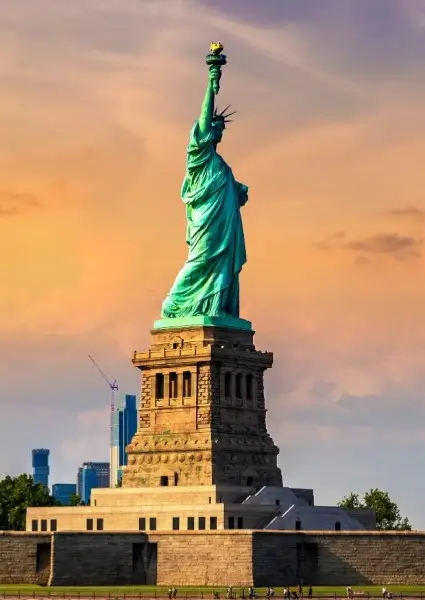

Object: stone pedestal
[122,324,282,489]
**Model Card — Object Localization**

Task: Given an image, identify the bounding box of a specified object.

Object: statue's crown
[213,105,236,124]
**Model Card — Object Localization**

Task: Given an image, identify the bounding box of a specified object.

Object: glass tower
[52,483,76,505]
[111,394,138,487]
[32,448,50,488]
[77,462,110,504]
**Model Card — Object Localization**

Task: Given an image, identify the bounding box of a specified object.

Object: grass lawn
[0,586,425,596]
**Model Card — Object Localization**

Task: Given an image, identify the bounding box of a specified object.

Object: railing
[1,593,425,599]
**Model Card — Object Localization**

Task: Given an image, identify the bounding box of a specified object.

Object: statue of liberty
[161,43,249,322]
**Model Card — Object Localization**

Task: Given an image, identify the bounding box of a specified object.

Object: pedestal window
[169,372,178,399]
[155,373,164,399]
[183,371,192,397]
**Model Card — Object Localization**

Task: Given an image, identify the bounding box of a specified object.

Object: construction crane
[88,354,118,487]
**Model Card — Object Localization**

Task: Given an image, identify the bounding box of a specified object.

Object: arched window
[155,373,164,399]
[183,371,192,397]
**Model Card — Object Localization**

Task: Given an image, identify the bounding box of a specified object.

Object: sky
[0,0,425,527]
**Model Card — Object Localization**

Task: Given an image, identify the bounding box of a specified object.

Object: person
[307,587,313,599]
[283,587,289,599]
[161,61,248,320]
[346,587,353,599]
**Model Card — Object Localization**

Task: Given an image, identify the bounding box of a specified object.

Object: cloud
[381,205,425,221]
[354,255,370,266]
[345,233,422,257]
[59,408,110,468]
[0,192,41,216]
[0,0,425,527]
[287,386,425,432]
[315,231,422,261]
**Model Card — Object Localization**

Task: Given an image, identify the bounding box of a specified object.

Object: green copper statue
[161,43,249,320]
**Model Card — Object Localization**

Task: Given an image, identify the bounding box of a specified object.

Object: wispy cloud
[346,232,422,256]
[315,231,423,261]
[0,192,41,216]
[381,205,425,221]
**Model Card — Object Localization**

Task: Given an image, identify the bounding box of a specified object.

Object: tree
[338,488,412,531]
[69,492,85,506]
[0,474,59,531]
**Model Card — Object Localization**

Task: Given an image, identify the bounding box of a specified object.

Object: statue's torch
[206,42,227,95]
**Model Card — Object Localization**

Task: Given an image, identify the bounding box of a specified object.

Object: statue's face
[212,120,225,143]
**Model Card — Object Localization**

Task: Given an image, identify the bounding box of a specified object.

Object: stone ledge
[7,529,423,537]
[153,316,253,331]
[0,531,51,537]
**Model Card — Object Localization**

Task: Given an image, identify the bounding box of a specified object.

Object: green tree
[69,492,85,506]
[338,488,412,531]
[0,474,59,531]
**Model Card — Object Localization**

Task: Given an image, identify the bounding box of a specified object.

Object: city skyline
[0,0,424,526]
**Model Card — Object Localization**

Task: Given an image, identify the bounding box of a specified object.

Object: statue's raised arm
[198,69,218,135]
[160,42,248,324]
[198,42,227,135]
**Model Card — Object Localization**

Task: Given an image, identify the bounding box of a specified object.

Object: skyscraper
[110,394,137,487]
[52,483,76,506]
[32,449,50,488]
[76,462,110,504]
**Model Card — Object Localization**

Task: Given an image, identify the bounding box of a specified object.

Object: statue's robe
[161,121,248,318]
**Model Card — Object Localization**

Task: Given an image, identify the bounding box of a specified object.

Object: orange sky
[0,0,424,526]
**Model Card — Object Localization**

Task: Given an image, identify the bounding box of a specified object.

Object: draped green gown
[161,121,248,319]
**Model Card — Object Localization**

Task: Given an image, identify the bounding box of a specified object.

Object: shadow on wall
[252,532,425,587]
[50,533,158,586]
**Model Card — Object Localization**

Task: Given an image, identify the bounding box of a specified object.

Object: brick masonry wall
[152,531,253,586]
[4,530,425,586]
[49,531,253,586]
[50,532,150,586]
[252,531,425,586]
[0,532,51,584]
[311,532,425,586]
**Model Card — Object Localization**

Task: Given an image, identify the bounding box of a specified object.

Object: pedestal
[122,322,283,490]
